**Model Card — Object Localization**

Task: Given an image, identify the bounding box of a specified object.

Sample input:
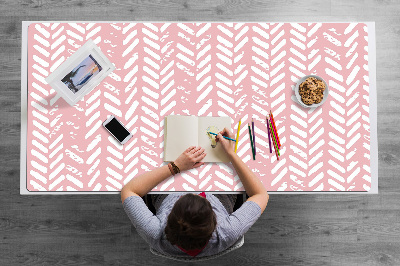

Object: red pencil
[270,110,281,148]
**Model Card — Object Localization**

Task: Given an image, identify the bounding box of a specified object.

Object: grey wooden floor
[1,0,399,265]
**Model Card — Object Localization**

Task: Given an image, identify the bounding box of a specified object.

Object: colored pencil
[234,119,241,153]
[270,110,281,148]
[269,111,280,148]
[252,118,256,155]
[269,118,280,159]
[270,120,279,155]
[266,118,272,153]
[270,115,280,149]
[207,132,236,142]
[269,122,280,161]
[248,124,255,160]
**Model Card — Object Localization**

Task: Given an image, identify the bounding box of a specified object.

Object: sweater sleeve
[218,200,262,247]
[123,195,162,245]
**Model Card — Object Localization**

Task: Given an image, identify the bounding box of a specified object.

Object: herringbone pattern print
[27,23,371,192]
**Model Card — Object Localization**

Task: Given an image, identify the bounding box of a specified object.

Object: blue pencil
[207,132,236,142]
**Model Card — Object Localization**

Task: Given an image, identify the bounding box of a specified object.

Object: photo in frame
[45,39,115,106]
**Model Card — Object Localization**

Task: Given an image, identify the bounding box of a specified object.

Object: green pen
[248,124,255,160]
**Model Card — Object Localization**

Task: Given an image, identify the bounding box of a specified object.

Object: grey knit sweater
[123,192,261,257]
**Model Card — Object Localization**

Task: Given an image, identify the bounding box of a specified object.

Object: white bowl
[294,75,329,108]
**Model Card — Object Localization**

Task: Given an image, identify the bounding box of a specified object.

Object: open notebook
[164,115,232,162]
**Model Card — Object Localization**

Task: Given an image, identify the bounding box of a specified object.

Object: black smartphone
[102,115,133,144]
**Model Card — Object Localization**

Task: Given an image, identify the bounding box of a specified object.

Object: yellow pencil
[234,119,241,153]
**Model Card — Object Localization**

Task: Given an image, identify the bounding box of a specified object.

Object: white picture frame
[45,39,115,106]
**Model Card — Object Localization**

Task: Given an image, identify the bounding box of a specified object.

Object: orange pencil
[270,110,281,148]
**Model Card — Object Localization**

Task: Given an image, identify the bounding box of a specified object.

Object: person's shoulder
[204,193,229,213]
[203,193,223,204]
[216,200,262,233]
[234,200,262,218]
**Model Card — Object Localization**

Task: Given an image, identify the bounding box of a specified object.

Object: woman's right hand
[215,127,235,157]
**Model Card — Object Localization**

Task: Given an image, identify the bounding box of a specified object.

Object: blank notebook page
[164,116,198,161]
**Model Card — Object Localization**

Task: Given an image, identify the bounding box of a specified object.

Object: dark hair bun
[165,194,217,250]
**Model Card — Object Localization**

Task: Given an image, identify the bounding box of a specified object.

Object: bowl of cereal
[295,75,329,108]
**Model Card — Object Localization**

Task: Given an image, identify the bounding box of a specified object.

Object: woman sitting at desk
[121,128,269,258]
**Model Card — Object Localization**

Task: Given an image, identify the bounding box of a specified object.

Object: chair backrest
[149,235,244,262]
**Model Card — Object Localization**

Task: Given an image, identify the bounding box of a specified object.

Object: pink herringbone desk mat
[27,22,371,192]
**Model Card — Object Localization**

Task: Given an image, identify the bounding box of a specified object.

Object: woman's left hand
[174,146,207,172]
